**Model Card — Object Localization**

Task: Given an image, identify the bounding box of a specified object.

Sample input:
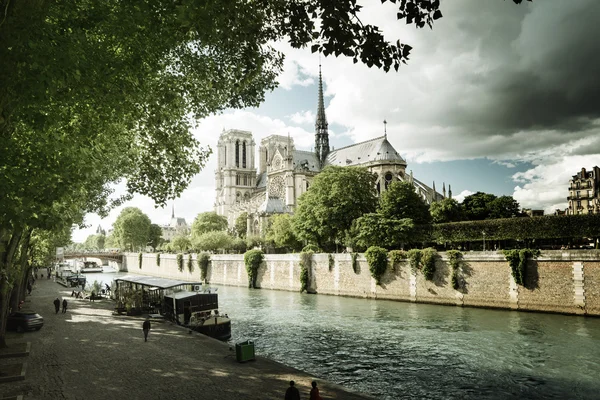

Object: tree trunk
[10,229,32,312]
[0,225,24,349]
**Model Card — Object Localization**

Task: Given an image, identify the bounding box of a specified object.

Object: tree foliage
[266,214,302,251]
[365,246,388,285]
[83,234,106,251]
[350,213,414,250]
[191,212,228,238]
[235,212,248,239]
[192,231,233,252]
[112,208,152,251]
[171,235,192,252]
[379,181,432,225]
[244,249,264,289]
[430,198,464,223]
[148,224,164,251]
[294,166,377,250]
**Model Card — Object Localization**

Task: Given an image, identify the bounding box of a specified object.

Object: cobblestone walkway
[1,278,371,400]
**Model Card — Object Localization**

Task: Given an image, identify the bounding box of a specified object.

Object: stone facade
[567,166,600,215]
[124,250,600,316]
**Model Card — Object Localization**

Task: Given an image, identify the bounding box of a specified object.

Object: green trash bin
[235,340,255,362]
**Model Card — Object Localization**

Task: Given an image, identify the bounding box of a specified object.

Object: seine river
[90,272,600,399]
[217,285,600,400]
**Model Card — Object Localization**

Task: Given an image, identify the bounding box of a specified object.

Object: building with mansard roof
[161,204,189,241]
[567,166,600,215]
[214,68,451,235]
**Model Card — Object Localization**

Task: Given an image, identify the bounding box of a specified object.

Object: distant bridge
[62,252,124,263]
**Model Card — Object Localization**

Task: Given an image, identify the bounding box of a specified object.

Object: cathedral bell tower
[314,64,330,166]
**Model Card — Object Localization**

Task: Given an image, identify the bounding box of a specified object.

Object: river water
[216,285,600,400]
[87,272,600,399]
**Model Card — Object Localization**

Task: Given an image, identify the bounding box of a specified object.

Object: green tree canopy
[294,166,377,250]
[430,198,464,223]
[148,224,164,250]
[192,231,233,252]
[83,234,106,251]
[191,212,228,238]
[235,212,248,239]
[488,196,521,219]
[378,181,432,225]
[266,214,302,251]
[350,213,414,251]
[171,235,192,252]
[112,208,152,251]
[461,192,497,221]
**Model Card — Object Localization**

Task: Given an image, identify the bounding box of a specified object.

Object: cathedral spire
[171,203,175,219]
[448,184,452,199]
[315,63,330,166]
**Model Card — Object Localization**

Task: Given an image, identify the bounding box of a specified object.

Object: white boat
[78,261,103,273]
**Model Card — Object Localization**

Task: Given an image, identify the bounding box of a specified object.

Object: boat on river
[78,261,103,273]
[164,289,231,341]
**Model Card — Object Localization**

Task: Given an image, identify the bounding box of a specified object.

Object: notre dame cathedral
[214,67,450,235]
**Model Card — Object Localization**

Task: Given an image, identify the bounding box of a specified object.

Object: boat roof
[164,290,207,300]
[114,275,202,289]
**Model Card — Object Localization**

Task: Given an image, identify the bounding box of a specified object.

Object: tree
[84,234,106,251]
[378,181,432,225]
[171,235,192,252]
[488,196,521,219]
[192,231,233,252]
[148,224,164,251]
[430,198,464,223]
[112,208,152,251]
[266,214,302,251]
[191,212,228,238]
[294,166,377,250]
[461,192,497,221]
[235,213,248,239]
[350,214,414,250]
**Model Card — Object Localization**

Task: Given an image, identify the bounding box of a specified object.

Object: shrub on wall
[388,250,407,271]
[176,253,184,272]
[328,253,334,272]
[198,252,210,282]
[187,254,194,273]
[447,250,463,290]
[156,253,161,267]
[421,248,438,281]
[365,246,388,285]
[244,249,264,289]
[407,249,422,274]
[503,248,540,286]
[302,244,322,253]
[299,251,313,293]
[351,252,359,274]
[138,252,143,269]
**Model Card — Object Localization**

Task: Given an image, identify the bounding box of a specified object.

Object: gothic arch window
[266,149,268,163]
[236,192,241,203]
[243,175,248,186]
[224,147,226,165]
[242,141,247,168]
[235,140,240,167]
[236,175,240,185]
[377,181,381,195]
[385,172,393,190]
[244,192,250,201]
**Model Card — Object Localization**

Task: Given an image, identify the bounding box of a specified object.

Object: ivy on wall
[187,254,194,273]
[407,249,422,274]
[351,252,359,274]
[447,250,463,290]
[388,250,407,272]
[299,251,313,293]
[503,248,540,286]
[198,252,210,282]
[328,253,334,272]
[138,252,143,269]
[244,249,264,288]
[421,248,438,281]
[177,253,184,272]
[156,253,161,267]
[365,246,388,285]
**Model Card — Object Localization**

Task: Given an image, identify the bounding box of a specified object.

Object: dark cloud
[430,0,600,135]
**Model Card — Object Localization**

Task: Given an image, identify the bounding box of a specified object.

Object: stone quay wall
[123,250,600,316]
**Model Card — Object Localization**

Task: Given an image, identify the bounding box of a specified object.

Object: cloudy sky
[73,0,600,242]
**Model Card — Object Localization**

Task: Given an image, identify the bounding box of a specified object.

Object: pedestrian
[309,381,322,400]
[285,380,301,400]
[62,299,68,314]
[142,318,151,342]
[53,298,60,314]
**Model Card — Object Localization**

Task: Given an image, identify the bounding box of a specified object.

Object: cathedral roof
[256,172,267,188]
[292,150,320,172]
[257,196,288,214]
[325,136,406,167]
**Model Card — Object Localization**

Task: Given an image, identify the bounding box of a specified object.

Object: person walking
[53,298,60,314]
[62,299,68,314]
[309,381,322,400]
[142,318,151,342]
[285,380,301,400]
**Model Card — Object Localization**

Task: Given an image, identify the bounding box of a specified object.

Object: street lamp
[482,231,486,252]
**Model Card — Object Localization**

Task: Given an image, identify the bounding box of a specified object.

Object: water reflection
[218,286,600,400]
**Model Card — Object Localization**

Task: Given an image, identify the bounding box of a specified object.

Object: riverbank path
[1,278,372,399]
